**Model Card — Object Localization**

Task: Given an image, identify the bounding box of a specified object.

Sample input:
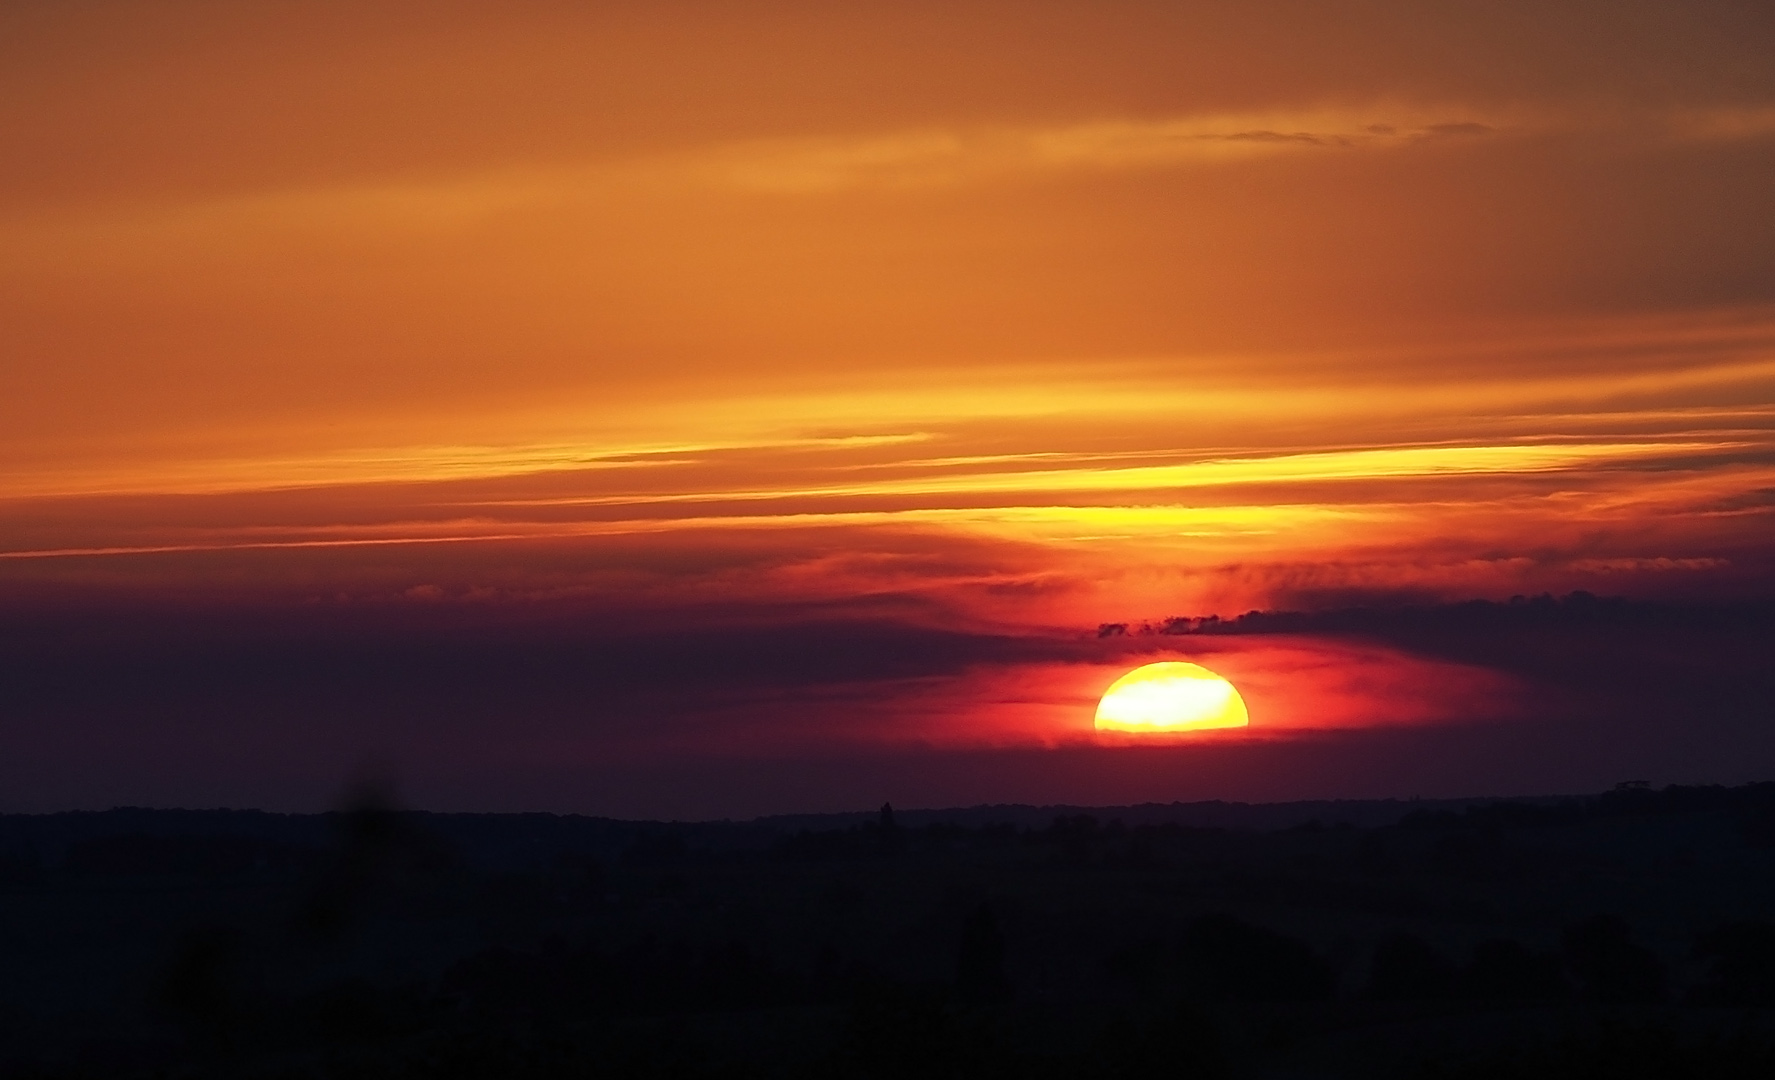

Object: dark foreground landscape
[7,784,1775,1078]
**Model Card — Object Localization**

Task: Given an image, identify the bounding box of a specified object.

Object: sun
[1095,661,1249,733]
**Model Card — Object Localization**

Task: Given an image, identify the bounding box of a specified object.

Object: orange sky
[2,1,1773,812]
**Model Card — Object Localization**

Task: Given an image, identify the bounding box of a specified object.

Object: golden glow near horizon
[1095,662,1250,733]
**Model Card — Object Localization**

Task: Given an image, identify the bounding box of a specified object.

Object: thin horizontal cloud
[472,439,1747,509]
[1665,106,1775,143]
[27,96,1767,240]
[0,503,1381,562]
[1569,557,1733,573]
[0,105,1519,239]
[4,446,1768,567]
[698,102,1775,195]
[6,331,1769,500]
[24,435,1742,521]
[0,433,932,500]
[700,108,1511,192]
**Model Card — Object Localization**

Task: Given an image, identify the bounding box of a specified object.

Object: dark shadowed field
[6,784,1775,1078]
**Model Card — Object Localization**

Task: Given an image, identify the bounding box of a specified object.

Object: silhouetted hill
[7,782,1775,1078]
[0,794,1553,874]
[758,794,1554,835]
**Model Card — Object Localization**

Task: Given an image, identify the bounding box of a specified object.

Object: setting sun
[1095,662,1250,733]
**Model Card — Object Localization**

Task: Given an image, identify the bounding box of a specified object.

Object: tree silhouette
[1178,914,1334,1002]
[1459,938,1567,1000]
[957,904,1010,1003]
[1368,933,1457,1000]
[1693,921,1775,1005]
[1562,915,1666,1004]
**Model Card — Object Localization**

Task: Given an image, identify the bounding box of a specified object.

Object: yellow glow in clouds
[1095,662,1250,733]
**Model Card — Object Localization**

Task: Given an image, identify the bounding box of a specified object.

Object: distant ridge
[753,794,1558,834]
[0,793,1561,870]
[9,783,1767,875]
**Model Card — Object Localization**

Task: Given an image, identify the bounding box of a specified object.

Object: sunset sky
[4,0,1774,817]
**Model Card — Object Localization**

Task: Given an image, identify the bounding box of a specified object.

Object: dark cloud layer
[4,592,1772,817]
[0,596,1080,812]
[1126,593,1775,734]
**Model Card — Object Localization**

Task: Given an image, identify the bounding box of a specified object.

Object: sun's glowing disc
[1095,661,1249,733]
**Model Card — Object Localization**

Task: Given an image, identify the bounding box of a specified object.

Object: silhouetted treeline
[63,832,321,878]
[440,936,810,1018]
[1108,913,1335,1002]
[11,783,1775,1078]
[1365,915,1666,1005]
[1399,780,1775,848]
